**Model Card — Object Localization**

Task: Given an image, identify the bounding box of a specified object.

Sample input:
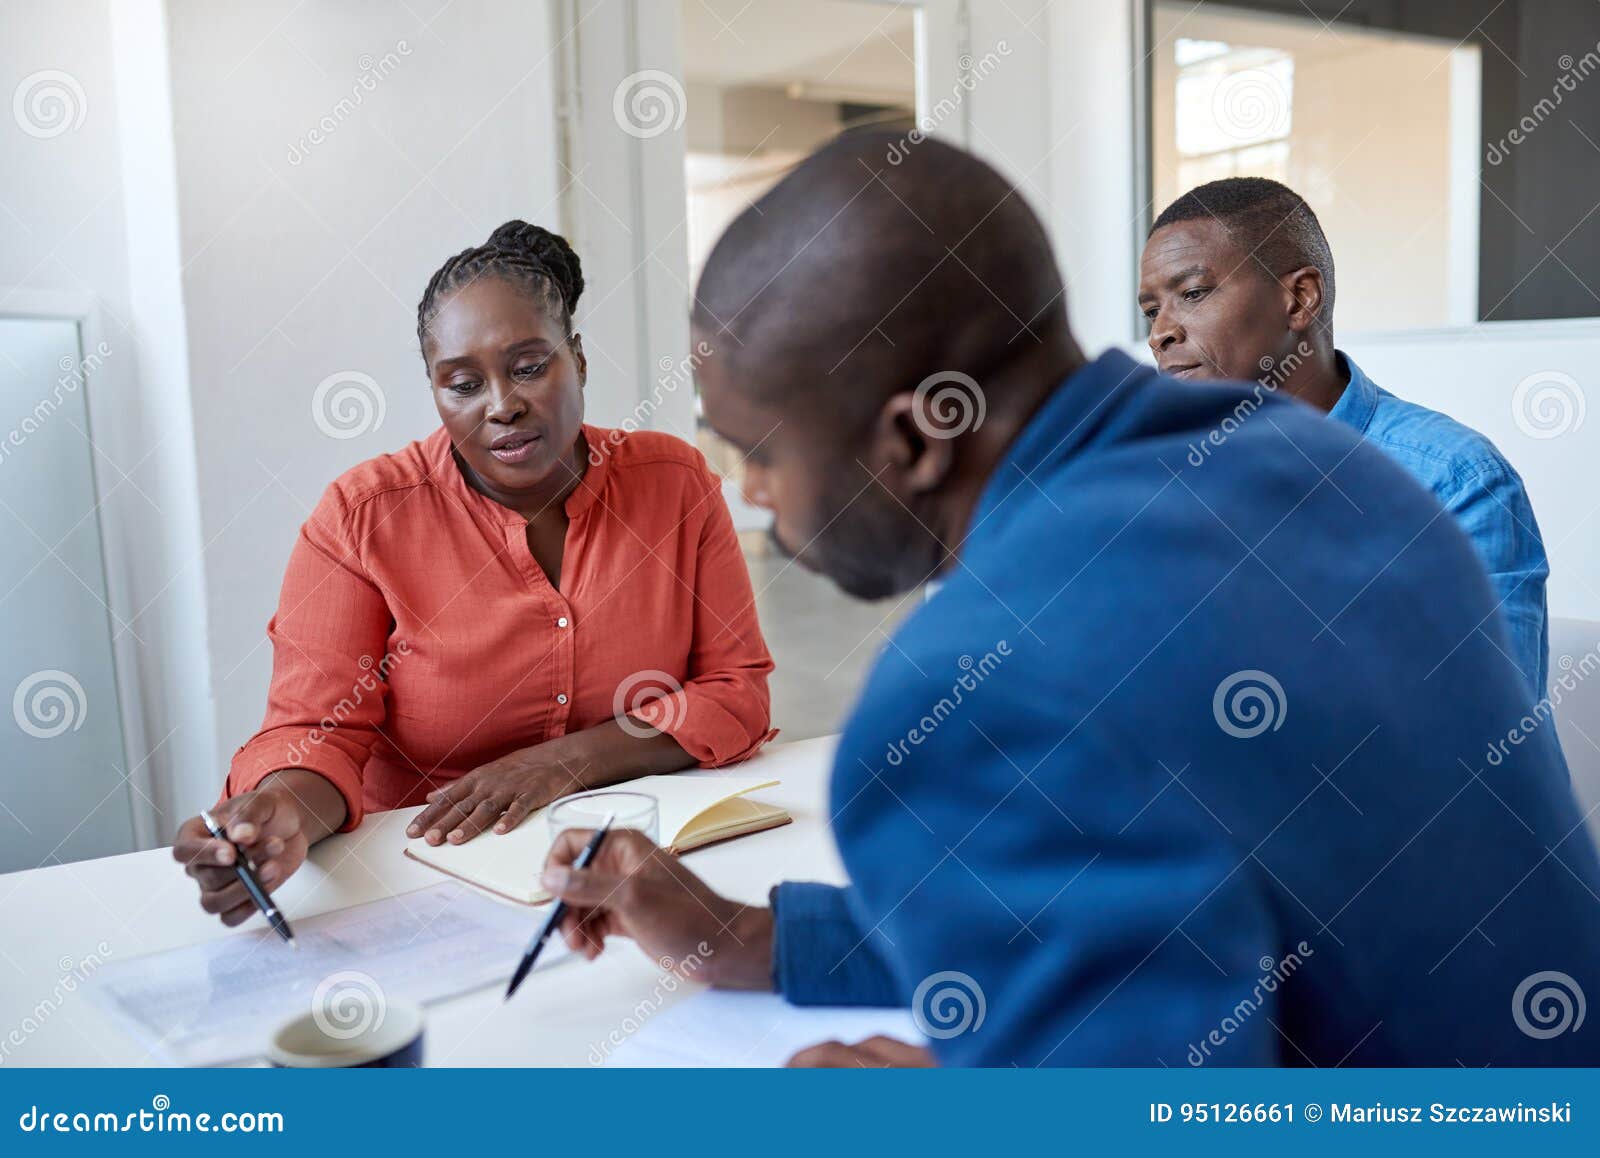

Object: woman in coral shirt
[174,222,775,926]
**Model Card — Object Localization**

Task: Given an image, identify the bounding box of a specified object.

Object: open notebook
[403,771,790,905]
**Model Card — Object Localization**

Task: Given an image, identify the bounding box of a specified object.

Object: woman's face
[425,276,586,504]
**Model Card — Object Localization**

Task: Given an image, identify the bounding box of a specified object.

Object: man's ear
[1281,267,1326,336]
[569,332,587,387]
[872,390,959,496]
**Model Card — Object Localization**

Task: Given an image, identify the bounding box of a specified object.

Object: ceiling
[681,0,916,103]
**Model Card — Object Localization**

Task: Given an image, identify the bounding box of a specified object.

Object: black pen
[505,813,614,1001]
[200,809,298,948]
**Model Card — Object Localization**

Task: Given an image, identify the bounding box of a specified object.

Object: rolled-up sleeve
[631,472,776,766]
[223,485,394,830]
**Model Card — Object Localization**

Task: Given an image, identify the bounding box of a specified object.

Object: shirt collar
[1325,350,1379,436]
[429,424,608,524]
[563,426,609,519]
[972,347,1152,531]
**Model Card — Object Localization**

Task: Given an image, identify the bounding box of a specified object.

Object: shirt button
[557,616,569,628]
[556,694,568,705]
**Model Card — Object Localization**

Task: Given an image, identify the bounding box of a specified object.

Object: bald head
[693,130,1073,424]
[692,132,1085,603]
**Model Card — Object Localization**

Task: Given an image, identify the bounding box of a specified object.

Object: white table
[0,736,842,1066]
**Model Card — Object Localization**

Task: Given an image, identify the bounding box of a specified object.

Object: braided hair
[416,220,585,358]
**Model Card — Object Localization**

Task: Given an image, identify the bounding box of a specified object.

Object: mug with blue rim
[267,996,424,1068]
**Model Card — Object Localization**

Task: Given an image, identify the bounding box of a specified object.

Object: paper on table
[604,989,924,1067]
[86,883,554,1066]
[404,770,784,905]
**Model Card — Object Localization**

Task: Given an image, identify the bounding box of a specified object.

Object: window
[1151,2,1483,333]
[678,0,917,487]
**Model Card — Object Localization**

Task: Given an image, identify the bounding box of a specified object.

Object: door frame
[549,0,973,530]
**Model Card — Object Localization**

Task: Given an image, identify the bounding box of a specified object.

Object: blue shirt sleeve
[769,881,906,1007]
[1438,461,1549,698]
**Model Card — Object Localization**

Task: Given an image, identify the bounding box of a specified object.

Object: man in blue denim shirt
[539,136,1599,1066]
[1140,177,1549,696]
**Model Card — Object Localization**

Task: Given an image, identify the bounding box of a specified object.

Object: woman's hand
[407,753,574,845]
[407,722,695,845]
[174,789,306,926]
[172,770,345,926]
[174,770,346,925]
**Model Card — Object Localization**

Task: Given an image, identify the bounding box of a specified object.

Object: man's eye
[448,380,481,395]
[1141,306,1158,321]
[513,361,549,380]
[1182,287,1210,302]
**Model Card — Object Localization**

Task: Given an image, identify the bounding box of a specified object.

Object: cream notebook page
[403,771,786,905]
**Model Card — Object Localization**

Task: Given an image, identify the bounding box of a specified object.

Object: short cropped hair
[1151,177,1335,323]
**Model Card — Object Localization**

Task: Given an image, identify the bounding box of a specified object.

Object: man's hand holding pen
[540,827,775,989]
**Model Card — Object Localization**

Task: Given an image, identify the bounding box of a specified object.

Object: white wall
[2,0,215,845]
[964,0,1054,232]
[1346,322,1600,622]
[1046,0,1139,355]
[154,0,565,791]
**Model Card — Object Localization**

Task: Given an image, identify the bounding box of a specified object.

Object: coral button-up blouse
[224,425,776,830]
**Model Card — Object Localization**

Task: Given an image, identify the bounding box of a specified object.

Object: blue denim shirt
[768,349,1598,1065]
[1327,352,1548,696]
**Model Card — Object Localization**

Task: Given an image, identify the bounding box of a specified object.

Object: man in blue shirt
[1139,177,1549,696]
[539,134,1600,1066]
